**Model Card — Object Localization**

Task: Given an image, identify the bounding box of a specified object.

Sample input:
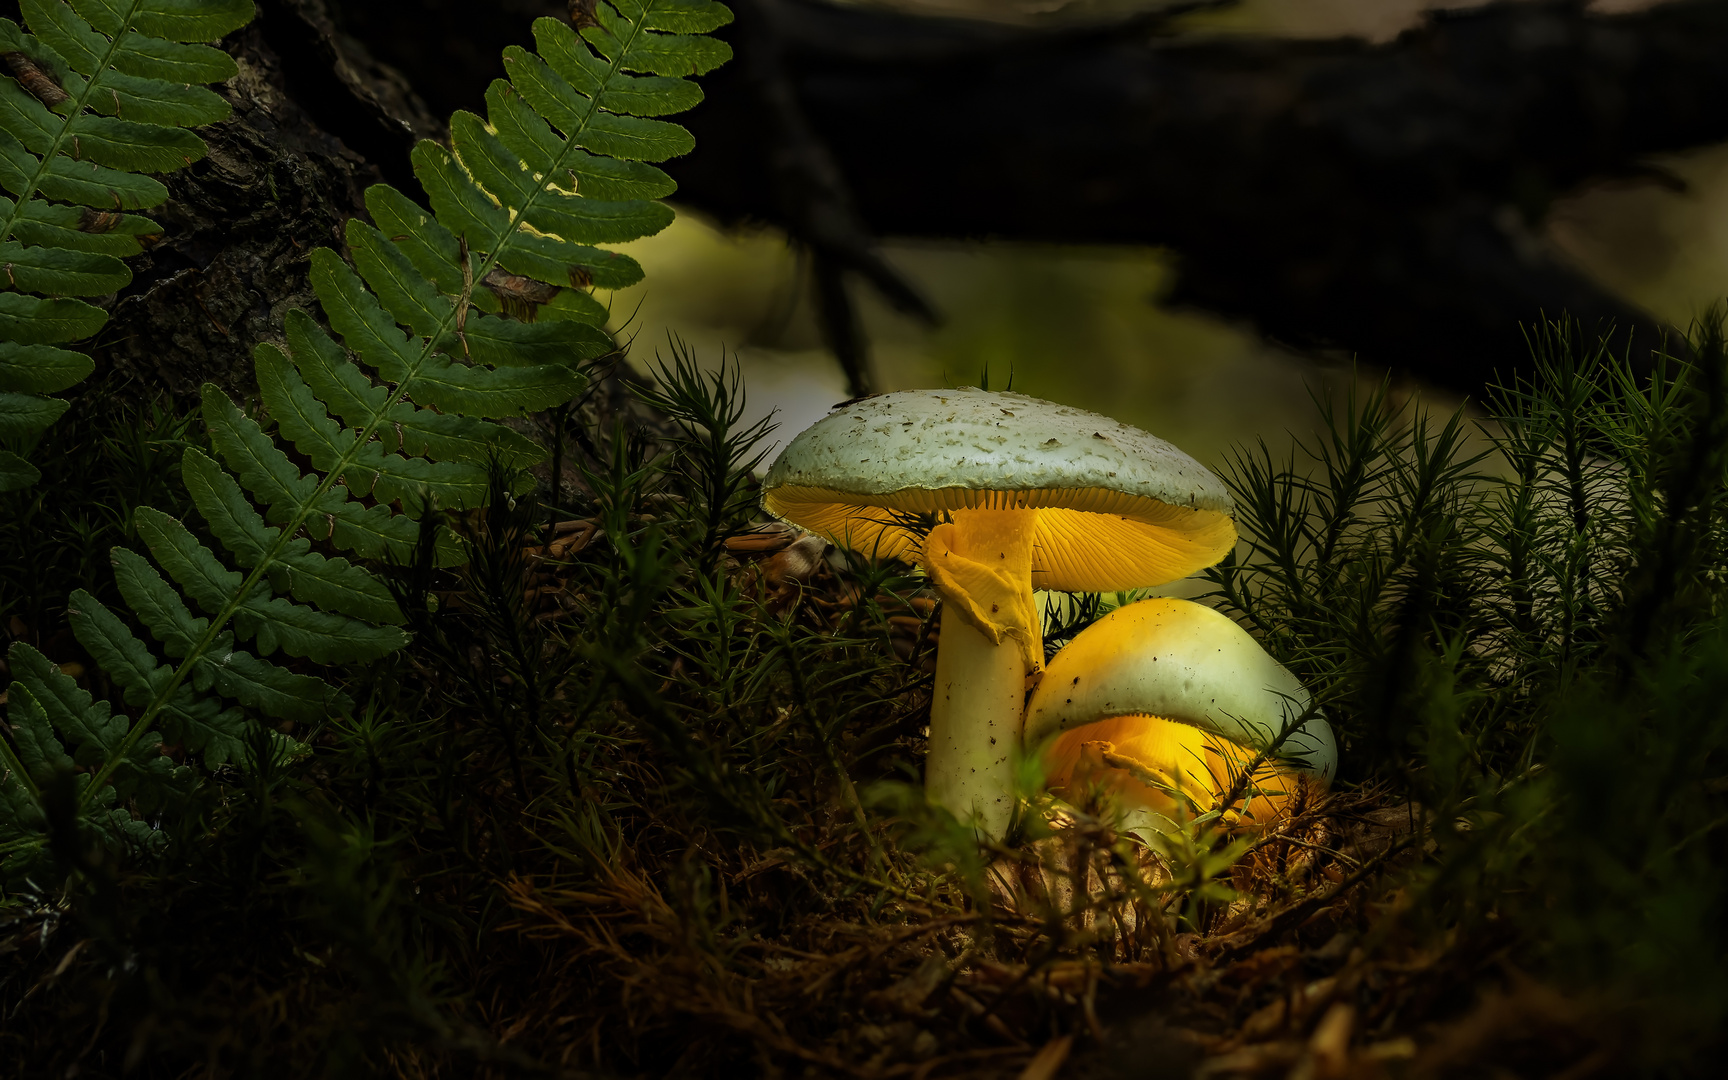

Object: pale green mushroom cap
[1024,598,1338,782]
[760,389,1236,591]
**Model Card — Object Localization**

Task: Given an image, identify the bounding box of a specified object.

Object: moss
[3,321,1727,1076]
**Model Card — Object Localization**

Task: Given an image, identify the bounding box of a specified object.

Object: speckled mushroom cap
[1023,598,1338,781]
[760,389,1236,591]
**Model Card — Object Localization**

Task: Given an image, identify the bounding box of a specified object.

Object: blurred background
[606,221,1297,467]
[317,0,1728,470]
[594,0,1728,464]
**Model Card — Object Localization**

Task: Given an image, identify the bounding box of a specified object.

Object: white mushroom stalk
[1024,598,1338,839]
[759,390,1237,841]
[922,507,1043,837]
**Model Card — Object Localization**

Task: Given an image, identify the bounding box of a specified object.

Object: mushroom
[760,389,1236,838]
[1023,597,1337,837]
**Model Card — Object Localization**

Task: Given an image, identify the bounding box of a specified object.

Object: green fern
[0,0,253,492]
[0,1,733,883]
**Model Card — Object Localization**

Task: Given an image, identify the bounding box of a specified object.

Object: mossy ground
[2,327,1725,1077]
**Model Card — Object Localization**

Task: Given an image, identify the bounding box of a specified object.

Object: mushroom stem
[929,606,1027,839]
[922,508,1043,839]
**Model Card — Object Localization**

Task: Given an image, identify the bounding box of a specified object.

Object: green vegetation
[0,0,254,491]
[0,0,733,884]
[1209,319,1728,1065]
[3,312,1725,1074]
[1,1,1725,1075]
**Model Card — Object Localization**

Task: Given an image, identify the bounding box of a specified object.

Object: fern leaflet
[1,0,733,884]
[0,0,253,491]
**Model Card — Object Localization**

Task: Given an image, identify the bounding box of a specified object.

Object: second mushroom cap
[1025,598,1338,832]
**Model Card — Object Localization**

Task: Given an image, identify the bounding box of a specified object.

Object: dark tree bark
[327,0,1728,391]
[92,8,382,403]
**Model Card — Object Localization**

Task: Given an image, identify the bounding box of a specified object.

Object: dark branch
[329,0,1728,391]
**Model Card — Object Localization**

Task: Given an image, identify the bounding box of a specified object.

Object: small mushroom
[760,389,1236,838]
[1024,598,1337,837]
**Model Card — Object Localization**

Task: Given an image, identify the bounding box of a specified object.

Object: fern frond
[230,0,736,569]
[0,0,251,490]
[1,1,733,886]
[0,637,196,878]
[0,2,252,490]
